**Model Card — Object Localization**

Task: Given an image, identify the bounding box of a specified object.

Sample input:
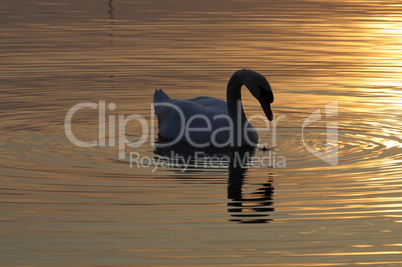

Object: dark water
[1,0,402,266]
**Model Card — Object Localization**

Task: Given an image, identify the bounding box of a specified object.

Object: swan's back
[153,89,228,117]
[186,96,228,114]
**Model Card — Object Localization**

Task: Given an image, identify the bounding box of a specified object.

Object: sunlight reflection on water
[1,0,402,266]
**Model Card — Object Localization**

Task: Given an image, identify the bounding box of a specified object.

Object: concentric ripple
[269,112,402,174]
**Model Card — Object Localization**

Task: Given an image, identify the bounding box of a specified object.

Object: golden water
[1,0,402,266]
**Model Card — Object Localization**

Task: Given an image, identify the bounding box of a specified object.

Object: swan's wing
[156,98,218,123]
[187,96,228,114]
[155,98,218,141]
[154,94,234,143]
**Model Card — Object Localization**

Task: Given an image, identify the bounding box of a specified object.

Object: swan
[153,69,274,147]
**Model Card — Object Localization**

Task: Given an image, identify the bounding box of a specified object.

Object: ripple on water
[271,112,402,175]
[3,110,402,178]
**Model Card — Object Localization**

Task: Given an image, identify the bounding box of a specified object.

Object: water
[1,0,402,266]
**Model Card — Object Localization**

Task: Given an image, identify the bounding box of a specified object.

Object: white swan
[153,69,274,147]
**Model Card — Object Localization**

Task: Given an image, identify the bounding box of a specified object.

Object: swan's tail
[153,89,171,114]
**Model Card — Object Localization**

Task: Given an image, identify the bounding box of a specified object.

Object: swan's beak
[260,102,274,121]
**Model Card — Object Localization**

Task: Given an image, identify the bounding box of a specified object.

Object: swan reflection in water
[227,148,274,224]
[154,140,274,224]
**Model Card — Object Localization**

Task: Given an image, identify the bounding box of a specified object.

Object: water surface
[1,0,402,266]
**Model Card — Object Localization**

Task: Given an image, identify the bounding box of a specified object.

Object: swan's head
[240,69,274,121]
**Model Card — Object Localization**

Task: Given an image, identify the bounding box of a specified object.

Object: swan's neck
[227,77,248,145]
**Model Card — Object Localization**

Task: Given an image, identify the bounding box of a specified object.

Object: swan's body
[153,69,274,147]
[154,93,250,145]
